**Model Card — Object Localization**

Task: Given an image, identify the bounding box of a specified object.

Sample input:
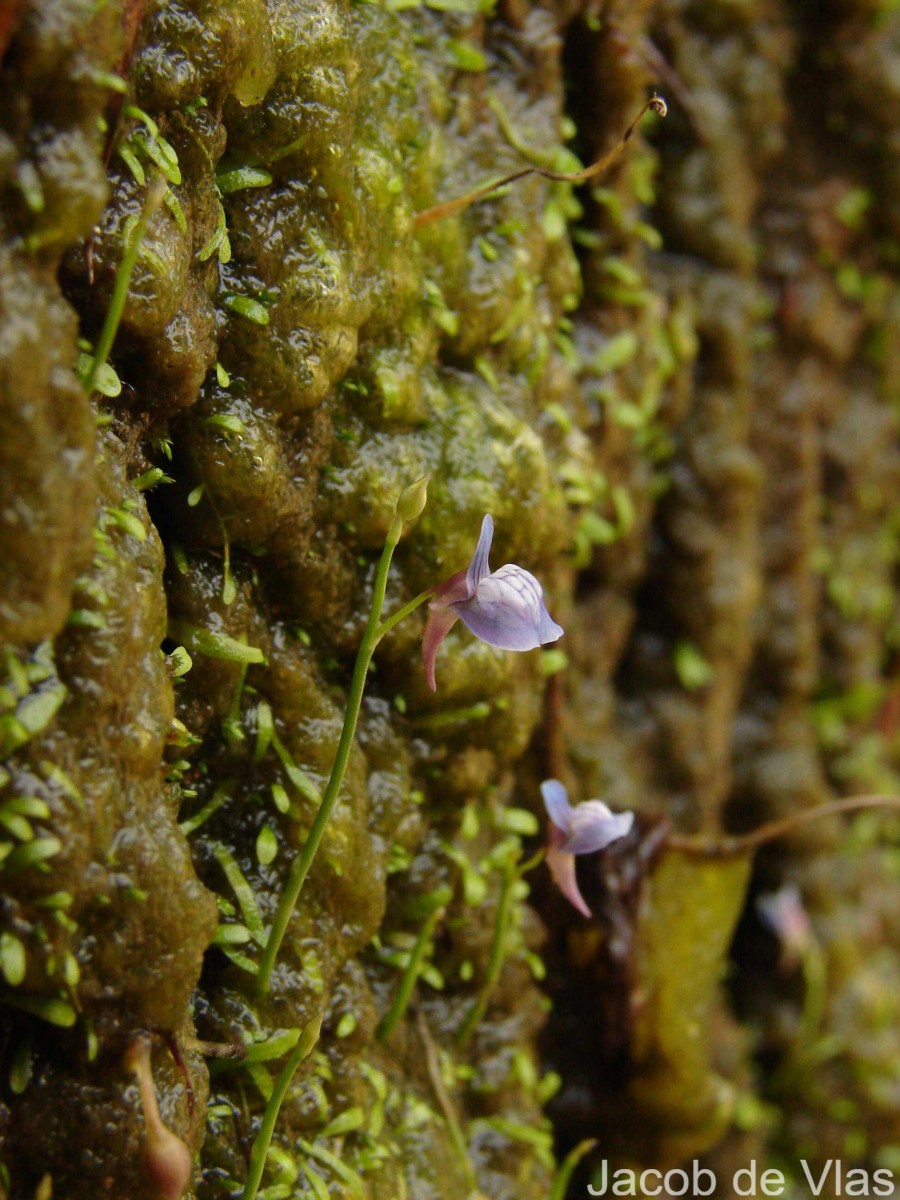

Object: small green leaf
[203,413,244,435]
[123,104,159,138]
[222,294,270,325]
[77,353,121,398]
[16,161,44,213]
[164,188,187,233]
[179,782,231,837]
[578,511,618,546]
[447,39,487,72]
[335,1013,357,1038]
[272,736,320,806]
[551,1137,598,1200]
[298,1139,365,1198]
[213,923,252,945]
[1,797,50,821]
[0,934,27,986]
[303,1165,330,1200]
[212,842,264,942]
[611,485,635,534]
[168,622,265,665]
[15,683,67,739]
[256,825,278,867]
[495,807,539,837]
[117,142,145,185]
[254,701,275,762]
[132,467,174,491]
[34,891,73,910]
[142,133,181,185]
[592,329,639,375]
[674,641,715,691]
[198,221,225,263]
[243,1027,302,1062]
[104,507,147,542]
[172,543,189,575]
[67,608,106,631]
[215,166,273,194]
[9,1037,32,1093]
[2,993,76,1027]
[167,646,193,677]
[218,945,259,975]
[0,812,33,841]
[322,1106,365,1138]
[270,783,290,814]
[541,648,569,676]
[2,837,62,877]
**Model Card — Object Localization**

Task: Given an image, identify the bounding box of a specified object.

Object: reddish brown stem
[668,795,900,860]
[414,93,667,229]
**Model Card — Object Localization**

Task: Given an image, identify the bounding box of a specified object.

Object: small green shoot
[80,178,165,398]
[240,1013,322,1200]
[254,479,431,996]
[376,886,451,1042]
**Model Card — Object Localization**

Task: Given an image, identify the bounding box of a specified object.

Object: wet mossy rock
[1,0,899,1198]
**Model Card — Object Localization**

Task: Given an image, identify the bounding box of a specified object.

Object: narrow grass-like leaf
[212,843,264,944]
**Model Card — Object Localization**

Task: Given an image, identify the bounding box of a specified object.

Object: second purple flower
[423,514,564,691]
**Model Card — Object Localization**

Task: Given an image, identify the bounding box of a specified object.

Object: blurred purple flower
[756,884,812,969]
[423,515,563,691]
[541,779,634,918]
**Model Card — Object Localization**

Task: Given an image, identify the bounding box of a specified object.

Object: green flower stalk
[241,1013,323,1200]
[254,478,430,997]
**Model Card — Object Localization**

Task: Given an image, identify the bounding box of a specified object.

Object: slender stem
[241,1013,322,1200]
[416,1009,479,1196]
[375,589,433,640]
[83,177,165,397]
[668,794,900,860]
[413,702,491,730]
[799,941,826,1044]
[550,1138,598,1200]
[376,897,448,1043]
[414,94,666,228]
[456,858,516,1046]
[255,517,404,996]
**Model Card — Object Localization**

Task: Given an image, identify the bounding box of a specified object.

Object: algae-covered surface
[0,0,898,1197]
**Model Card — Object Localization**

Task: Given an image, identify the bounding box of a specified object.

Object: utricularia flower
[541,779,634,917]
[423,514,563,691]
[756,884,812,970]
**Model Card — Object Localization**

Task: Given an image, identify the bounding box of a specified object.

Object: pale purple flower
[756,884,812,969]
[423,515,563,691]
[541,779,634,918]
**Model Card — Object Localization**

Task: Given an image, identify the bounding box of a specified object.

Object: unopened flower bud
[395,474,430,523]
[126,1037,193,1200]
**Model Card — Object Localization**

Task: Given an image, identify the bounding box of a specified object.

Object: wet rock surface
[0,0,897,1197]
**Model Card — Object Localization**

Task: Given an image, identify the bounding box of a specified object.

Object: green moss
[4,0,900,1194]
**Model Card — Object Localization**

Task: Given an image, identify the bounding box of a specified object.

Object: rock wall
[0,0,897,1197]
